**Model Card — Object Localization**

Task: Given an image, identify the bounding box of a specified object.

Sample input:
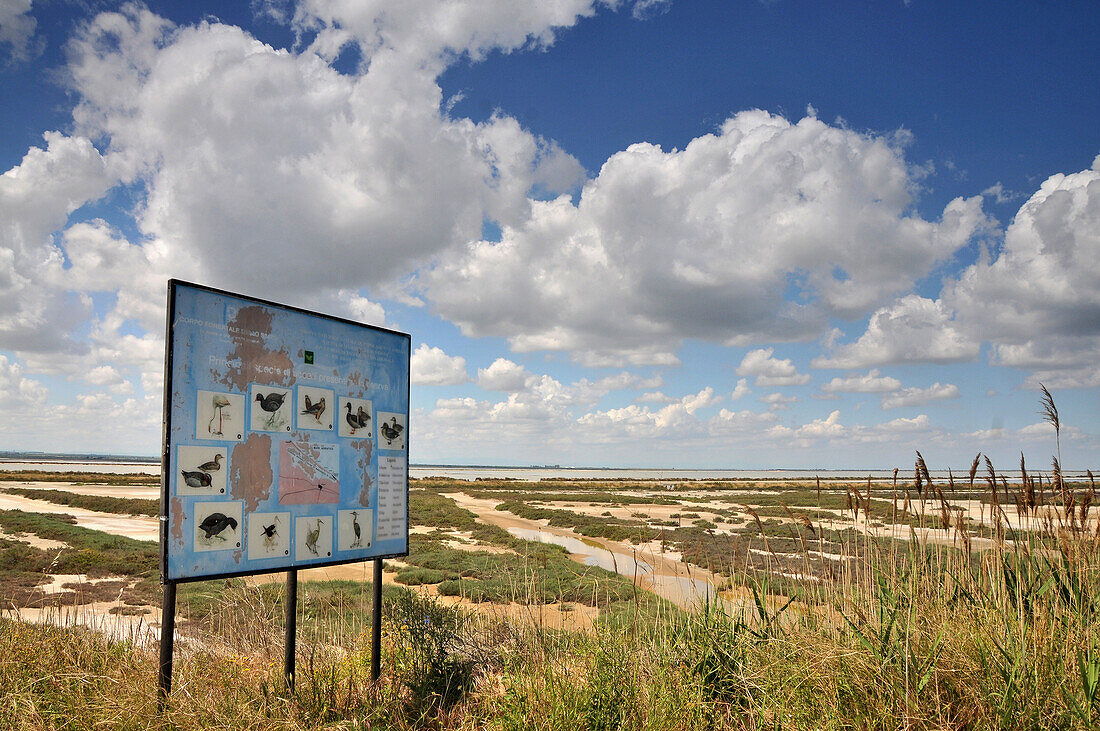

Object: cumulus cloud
[422,110,987,363]
[947,161,1100,386]
[0,354,48,409]
[730,377,750,400]
[812,296,979,368]
[821,369,902,393]
[736,348,811,386]
[0,0,39,63]
[823,160,1100,389]
[760,392,797,410]
[411,344,469,386]
[285,0,606,71]
[477,358,531,391]
[881,383,960,409]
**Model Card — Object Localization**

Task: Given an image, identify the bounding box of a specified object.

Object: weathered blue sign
[161,280,409,582]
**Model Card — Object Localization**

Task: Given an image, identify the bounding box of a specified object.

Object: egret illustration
[255,391,287,429]
[198,512,237,541]
[305,519,324,555]
[181,470,212,488]
[301,395,326,424]
[208,394,231,435]
[197,453,222,472]
[379,417,404,445]
[350,511,362,548]
[344,402,369,434]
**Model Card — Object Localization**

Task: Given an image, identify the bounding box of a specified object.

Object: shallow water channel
[506,526,732,611]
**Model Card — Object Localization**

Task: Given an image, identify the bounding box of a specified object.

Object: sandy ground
[23,482,161,500]
[0,487,158,541]
[0,527,68,550]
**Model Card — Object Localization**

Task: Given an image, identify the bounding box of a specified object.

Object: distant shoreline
[1,458,1092,481]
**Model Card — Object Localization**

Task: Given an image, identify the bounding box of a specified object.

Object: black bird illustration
[197,453,222,472]
[379,417,404,444]
[301,395,326,423]
[256,391,288,428]
[255,392,287,412]
[198,512,238,539]
[345,402,369,434]
[181,470,212,488]
[261,517,281,549]
[351,511,362,548]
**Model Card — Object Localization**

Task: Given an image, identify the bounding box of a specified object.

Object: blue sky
[0,0,1097,470]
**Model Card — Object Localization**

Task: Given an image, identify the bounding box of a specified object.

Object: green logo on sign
[304,350,314,364]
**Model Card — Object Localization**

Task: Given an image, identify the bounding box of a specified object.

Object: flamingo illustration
[208,394,231,435]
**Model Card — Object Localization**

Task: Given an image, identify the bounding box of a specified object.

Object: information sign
[161,280,410,582]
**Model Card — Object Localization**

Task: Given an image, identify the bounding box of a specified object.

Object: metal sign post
[285,568,298,690]
[157,582,177,709]
[372,558,382,681]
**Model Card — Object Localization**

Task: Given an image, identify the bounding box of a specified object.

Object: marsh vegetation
[1,392,1097,729]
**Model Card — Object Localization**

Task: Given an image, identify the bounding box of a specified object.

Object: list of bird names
[376,456,407,541]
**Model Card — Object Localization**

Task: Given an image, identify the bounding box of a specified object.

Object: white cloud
[0,0,39,63]
[881,383,960,409]
[946,162,1100,387]
[422,110,987,363]
[0,133,115,354]
[477,358,531,392]
[636,391,676,404]
[736,347,811,386]
[876,414,931,432]
[730,377,750,400]
[760,392,797,410]
[0,354,47,409]
[63,5,583,304]
[411,344,469,386]
[286,0,606,71]
[823,160,1100,388]
[821,368,902,393]
[812,296,979,369]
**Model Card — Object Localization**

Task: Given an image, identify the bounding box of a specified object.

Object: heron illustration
[208,394,231,435]
[350,511,362,548]
[305,519,324,556]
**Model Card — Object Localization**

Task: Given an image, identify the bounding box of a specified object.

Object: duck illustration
[344,402,369,434]
[181,470,212,488]
[198,512,237,540]
[379,417,404,444]
[197,454,222,472]
[301,395,326,424]
[255,391,287,428]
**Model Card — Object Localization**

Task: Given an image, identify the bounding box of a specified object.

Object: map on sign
[161,280,410,582]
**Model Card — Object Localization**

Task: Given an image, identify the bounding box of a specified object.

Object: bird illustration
[379,417,404,445]
[261,519,279,549]
[198,512,238,540]
[344,402,369,434]
[255,391,287,428]
[208,394,231,435]
[181,470,212,488]
[197,454,222,472]
[305,519,323,555]
[301,395,326,424]
[351,511,362,548]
